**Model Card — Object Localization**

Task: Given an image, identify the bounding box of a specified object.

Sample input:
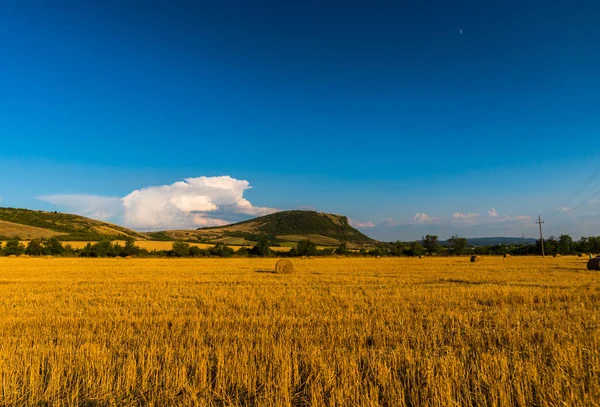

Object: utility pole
[536,215,545,257]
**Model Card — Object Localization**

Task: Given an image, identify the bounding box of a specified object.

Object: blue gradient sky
[1,0,599,240]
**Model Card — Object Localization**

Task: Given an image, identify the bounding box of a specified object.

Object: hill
[0,207,149,241]
[149,210,376,247]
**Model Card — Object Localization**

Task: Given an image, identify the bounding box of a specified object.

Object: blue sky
[1,0,599,240]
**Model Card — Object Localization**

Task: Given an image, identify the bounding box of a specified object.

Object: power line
[548,187,600,222]
[542,165,600,220]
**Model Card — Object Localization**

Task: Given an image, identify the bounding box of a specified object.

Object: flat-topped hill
[150,210,375,247]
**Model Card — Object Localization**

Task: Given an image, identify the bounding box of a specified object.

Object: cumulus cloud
[414,213,439,223]
[488,208,498,217]
[452,212,480,223]
[39,176,279,230]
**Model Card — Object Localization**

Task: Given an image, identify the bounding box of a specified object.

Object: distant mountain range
[439,237,538,246]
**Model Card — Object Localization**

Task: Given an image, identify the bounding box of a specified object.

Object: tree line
[382,234,600,257]
[1,234,599,258]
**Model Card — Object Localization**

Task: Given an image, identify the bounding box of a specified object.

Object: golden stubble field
[0,256,598,406]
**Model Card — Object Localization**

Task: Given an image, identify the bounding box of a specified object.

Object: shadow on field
[254,269,276,274]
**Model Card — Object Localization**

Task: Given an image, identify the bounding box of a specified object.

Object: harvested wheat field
[0,256,598,406]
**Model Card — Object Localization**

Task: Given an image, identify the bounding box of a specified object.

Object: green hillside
[225,210,373,241]
[0,207,148,241]
[147,210,375,247]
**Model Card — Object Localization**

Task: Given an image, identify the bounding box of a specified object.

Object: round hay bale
[115,256,123,259]
[470,255,482,263]
[8,254,17,258]
[553,254,561,258]
[418,255,423,259]
[124,255,133,259]
[19,254,30,258]
[274,259,293,274]
[587,258,600,271]
[578,253,585,258]
[503,254,511,258]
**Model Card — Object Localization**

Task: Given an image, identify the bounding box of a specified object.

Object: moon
[459,29,463,34]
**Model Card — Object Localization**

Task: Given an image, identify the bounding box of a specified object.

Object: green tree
[3,239,24,256]
[545,236,558,255]
[297,240,318,256]
[250,238,272,257]
[92,240,113,257]
[172,241,191,257]
[422,235,439,254]
[589,237,600,253]
[80,243,95,257]
[26,239,45,256]
[122,237,139,257]
[448,235,468,256]
[209,242,234,257]
[393,241,406,256]
[334,242,349,255]
[189,246,208,257]
[558,234,573,255]
[44,237,65,256]
[409,241,424,257]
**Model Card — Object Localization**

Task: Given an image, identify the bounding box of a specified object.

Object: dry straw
[274,259,293,274]
[503,254,511,258]
[471,255,482,263]
[554,254,562,258]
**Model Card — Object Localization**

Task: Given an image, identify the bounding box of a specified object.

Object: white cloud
[379,218,400,227]
[37,194,123,221]
[350,219,376,228]
[488,208,498,217]
[39,176,279,230]
[452,212,480,223]
[414,213,439,223]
